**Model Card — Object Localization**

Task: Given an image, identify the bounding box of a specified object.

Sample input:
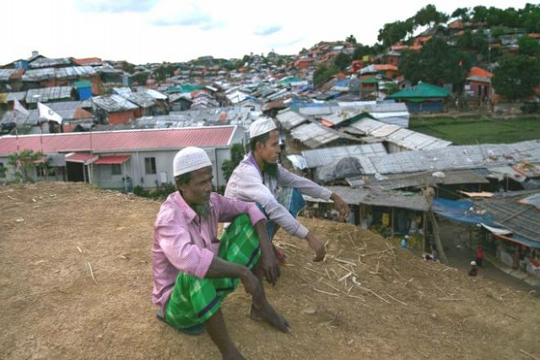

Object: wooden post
[391,208,395,240]
[430,211,448,264]
[422,212,427,251]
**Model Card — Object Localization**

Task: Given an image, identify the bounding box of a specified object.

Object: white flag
[13,98,29,116]
[38,102,63,124]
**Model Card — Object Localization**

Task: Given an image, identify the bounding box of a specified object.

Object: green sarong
[164,214,261,329]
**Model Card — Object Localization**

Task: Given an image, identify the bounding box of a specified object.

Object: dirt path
[1,183,539,360]
[438,220,538,294]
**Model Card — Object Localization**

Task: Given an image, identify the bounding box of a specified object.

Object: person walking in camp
[225,117,350,262]
[476,244,484,267]
[152,147,289,360]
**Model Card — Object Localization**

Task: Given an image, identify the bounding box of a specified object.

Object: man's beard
[193,203,211,218]
[263,161,278,179]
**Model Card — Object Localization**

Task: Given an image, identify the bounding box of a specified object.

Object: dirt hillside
[1,182,539,360]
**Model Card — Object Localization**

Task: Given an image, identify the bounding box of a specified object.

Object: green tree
[520,3,540,33]
[221,143,245,182]
[346,35,357,45]
[492,55,540,100]
[131,72,149,85]
[377,19,415,47]
[153,63,176,81]
[400,36,470,90]
[472,5,488,23]
[518,36,540,58]
[242,54,251,65]
[334,52,352,71]
[451,7,470,22]
[313,64,340,87]
[352,44,377,60]
[414,4,449,27]
[8,149,44,183]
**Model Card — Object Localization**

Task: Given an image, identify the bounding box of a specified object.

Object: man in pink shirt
[153,147,289,360]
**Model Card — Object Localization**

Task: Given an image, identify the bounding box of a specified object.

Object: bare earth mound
[1,183,539,359]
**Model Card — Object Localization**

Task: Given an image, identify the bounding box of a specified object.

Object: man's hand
[305,232,326,262]
[331,193,350,220]
[261,250,280,286]
[240,269,264,308]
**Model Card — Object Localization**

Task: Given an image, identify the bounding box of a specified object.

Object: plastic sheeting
[432,198,497,226]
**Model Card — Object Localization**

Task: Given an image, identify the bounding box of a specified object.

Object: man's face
[179,166,213,206]
[257,130,281,164]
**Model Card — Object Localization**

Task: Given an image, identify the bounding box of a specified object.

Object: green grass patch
[409,117,540,145]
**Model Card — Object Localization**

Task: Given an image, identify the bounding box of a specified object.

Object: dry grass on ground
[1,182,539,359]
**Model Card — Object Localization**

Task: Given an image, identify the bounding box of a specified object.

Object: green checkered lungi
[164,214,261,329]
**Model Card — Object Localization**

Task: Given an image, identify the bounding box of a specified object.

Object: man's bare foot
[250,304,290,333]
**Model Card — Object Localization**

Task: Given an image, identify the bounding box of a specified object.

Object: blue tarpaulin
[432,198,497,226]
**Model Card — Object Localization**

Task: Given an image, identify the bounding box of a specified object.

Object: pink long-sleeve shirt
[152,191,266,311]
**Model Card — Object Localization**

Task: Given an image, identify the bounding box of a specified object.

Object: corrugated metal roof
[0,104,93,126]
[363,170,489,190]
[121,92,156,108]
[94,155,130,165]
[388,82,451,99]
[475,191,540,242]
[92,95,139,112]
[1,92,26,102]
[290,123,341,149]
[276,109,308,130]
[23,66,96,81]
[113,87,132,96]
[343,118,451,151]
[320,108,367,127]
[145,89,168,100]
[305,186,429,211]
[359,140,540,175]
[0,69,18,81]
[386,128,452,150]
[0,126,238,156]
[65,153,98,164]
[71,58,103,66]
[301,143,387,168]
[29,57,71,69]
[26,87,72,103]
[369,124,401,138]
[296,101,409,127]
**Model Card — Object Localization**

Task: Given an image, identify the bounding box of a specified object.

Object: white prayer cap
[173,147,212,177]
[249,117,277,139]
[470,261,477,266]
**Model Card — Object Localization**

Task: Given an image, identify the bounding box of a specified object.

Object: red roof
[72,57,102,66]
[468,66,493,78]
[94,155,130,165]
[373,64,398,72]
[0,126,236,156]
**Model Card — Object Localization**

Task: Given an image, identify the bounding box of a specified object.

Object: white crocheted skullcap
[249,117,277,139]
[173,147,212,177]
[470,261,477,266]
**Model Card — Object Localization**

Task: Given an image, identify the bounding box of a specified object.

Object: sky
[2,0,532,65]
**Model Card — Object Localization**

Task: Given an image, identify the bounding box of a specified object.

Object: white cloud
[254,25,282,36]
[0,0,535,65]
[76,0,158,13]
